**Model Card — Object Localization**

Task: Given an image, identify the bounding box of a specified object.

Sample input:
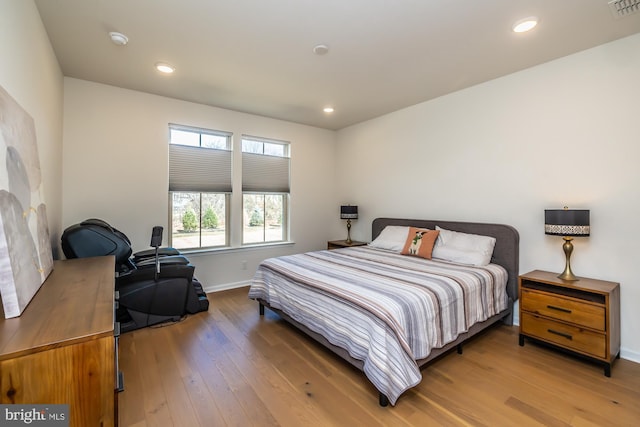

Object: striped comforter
[248,246,508,405]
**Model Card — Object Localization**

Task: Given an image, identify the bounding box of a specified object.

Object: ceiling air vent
[608,0,640,19]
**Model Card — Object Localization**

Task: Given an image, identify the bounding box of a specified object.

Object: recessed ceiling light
[155,62,175,74]
[512,16,539,33]
[323,107,334,113]
[109,32,129,46]
[313,44,330,55]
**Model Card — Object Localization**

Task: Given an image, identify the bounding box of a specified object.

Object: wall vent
[608,0,640,19]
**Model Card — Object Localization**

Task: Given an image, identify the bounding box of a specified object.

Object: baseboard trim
[620,347,640,364]
[204,280,250,293]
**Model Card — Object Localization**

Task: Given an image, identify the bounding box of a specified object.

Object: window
[169,124,231,249]
[242,136,290,244]
[168,126,291,250]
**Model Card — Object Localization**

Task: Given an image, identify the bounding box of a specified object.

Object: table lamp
[340,205,358,244]
[544,207,590,281]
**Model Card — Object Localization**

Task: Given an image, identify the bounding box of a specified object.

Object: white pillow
[368,226,410,252]
[432,226,496,266]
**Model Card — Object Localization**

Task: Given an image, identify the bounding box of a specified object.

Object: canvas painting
[0,84,53,319]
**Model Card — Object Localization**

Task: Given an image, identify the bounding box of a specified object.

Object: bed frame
[257,217,519,406]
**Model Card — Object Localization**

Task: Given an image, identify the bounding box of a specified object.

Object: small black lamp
[545,207,590,281]
[340,205,358,244]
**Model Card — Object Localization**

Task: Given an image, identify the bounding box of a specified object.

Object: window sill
[179,241,295,257]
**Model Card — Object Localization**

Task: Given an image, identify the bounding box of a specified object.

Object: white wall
[0,0,64,257]
[335,34,640,361]
[62,78,337,289]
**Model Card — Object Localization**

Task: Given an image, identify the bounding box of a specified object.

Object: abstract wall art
[0,84,53,318]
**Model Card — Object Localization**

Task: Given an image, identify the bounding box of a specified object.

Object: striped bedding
[248,246,508,405]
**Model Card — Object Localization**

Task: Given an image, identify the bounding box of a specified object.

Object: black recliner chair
[61,219,209,332]
[61,218,183,273]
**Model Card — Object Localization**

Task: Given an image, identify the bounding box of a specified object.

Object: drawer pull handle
[547,305,571,314]
[548,329,573,340]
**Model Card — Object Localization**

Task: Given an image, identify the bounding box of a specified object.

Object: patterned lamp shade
[544,209,590,236]
[340,205,358,219]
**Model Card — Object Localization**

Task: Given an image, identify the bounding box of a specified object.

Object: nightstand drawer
[521,312,606,359]
[521,289,605,331]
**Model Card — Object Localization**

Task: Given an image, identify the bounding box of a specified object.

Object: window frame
[168,124,232,250]
[241,135,291,246]
[167,126,293,252]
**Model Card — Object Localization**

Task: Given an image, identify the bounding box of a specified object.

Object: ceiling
[35,0,640,130]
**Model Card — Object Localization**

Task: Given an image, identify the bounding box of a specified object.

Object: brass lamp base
[345,219,352,244]
[558,236,579,281]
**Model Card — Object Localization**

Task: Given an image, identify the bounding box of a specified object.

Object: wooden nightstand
[327,240,368,250]
[518,270,620,376]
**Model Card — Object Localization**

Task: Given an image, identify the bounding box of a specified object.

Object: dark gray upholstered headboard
[372,218,520,303]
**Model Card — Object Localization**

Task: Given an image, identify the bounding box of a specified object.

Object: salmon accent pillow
[401,227,440,259]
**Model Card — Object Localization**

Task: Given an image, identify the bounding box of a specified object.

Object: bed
[248,218,519,406]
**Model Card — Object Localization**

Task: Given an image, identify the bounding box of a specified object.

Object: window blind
[169,144,232,192]
[242,152,290,192]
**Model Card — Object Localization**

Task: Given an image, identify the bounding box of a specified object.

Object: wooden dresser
[0,256,119,426]
[518,270,620,376]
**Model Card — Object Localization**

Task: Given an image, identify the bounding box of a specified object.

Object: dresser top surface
[0,256,115,359]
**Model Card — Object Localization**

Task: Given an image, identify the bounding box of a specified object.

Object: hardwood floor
[118,287,640,426]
